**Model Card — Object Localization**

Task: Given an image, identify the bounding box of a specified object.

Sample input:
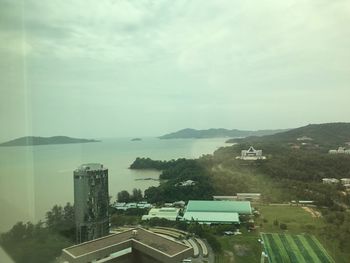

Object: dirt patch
[302,206,321,218]
[224,250,235,262]
[233,244,250,256]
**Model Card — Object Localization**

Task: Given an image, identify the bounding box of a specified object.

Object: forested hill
[0,136,99,147]
[227,122,350,146]
[159,128,287,139]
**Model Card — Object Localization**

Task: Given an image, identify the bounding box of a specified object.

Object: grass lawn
[214,205,347,263]
[255,205,324,234]
[216,229,261,263]
[261,233,334,263]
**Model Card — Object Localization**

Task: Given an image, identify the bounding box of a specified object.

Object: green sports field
[261,233,335,263]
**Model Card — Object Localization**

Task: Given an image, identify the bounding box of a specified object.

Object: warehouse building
[182,200,252,224]
[141,207,180,221]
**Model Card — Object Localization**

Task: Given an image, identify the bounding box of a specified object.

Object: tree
[0,220,72,263]
[46,205,64,230]
[117,190,130,203]
[45,203,75,241]
[280,223,288,230]
[132,188,143,201]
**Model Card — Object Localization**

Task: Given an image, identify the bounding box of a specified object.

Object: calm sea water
[0,137,228,232]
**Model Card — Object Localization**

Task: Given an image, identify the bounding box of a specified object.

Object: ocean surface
[0,137,228,232]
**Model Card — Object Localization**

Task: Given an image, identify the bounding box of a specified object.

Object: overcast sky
[1,0,349,141]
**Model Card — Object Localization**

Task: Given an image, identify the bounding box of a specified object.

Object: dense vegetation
[0,203,75,263]
[321,209,350,253]
[129,157,175,170]
[213,142,350,206]
[132,158,214,203]
[116,188,143,202]
[130,157,214,203]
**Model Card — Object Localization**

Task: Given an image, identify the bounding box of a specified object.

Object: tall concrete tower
[74,163,109,243]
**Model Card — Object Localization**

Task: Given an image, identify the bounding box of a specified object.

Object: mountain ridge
[159,128,288,139]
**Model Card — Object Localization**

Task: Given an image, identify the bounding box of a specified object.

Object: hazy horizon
[1,0,349,141]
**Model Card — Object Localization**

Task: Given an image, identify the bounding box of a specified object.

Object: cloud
[0,0,350,139]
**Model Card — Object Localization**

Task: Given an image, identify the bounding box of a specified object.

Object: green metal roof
[183,212,239,223]
[186,200,252,214]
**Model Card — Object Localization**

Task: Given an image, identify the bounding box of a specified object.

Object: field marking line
[291,235,314,263]
[270,234,290,262]
[283,234,307,263]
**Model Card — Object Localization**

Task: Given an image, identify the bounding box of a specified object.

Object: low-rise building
[322,178,339,184]
[173,201,186,207]
[291,200,314,206]
[213,196,236,201]
[297,136,313,141]
[137,202,152,209]
[214,193,261,202]
[113,202,152,210]
[236,146,266,160]
[141,207,180,221]
[176,180,196,187]
[236,193,261,201]
[329,147,350,154]
[182,200,252,225]
[340,178,350,185]
[62,228,192,263]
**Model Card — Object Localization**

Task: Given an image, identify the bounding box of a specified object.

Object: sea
[0,137,228,232]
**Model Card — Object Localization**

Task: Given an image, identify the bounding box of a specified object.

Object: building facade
[74,163,109,243]
[237,146,266,160]
[322,178,339,184]
[329,147,350,154]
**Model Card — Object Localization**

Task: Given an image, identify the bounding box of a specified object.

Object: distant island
[159,128,288,139]
[131,138,142,141]
[0,136,100,147]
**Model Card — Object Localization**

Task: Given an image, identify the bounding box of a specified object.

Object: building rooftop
[183,211,239,223]
[63,228,192,263]
[186,200,252,214]
[75,163,107,172]
[142,207,180,221]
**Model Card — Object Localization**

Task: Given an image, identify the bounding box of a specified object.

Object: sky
[1,0,350,141]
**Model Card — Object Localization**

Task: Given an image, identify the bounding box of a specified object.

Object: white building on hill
[322,178,339,184]
[297,136,313,141]
[329,147,350,154]
[176,180,196,187]
[236,146,266,160]
[340,178,350,185]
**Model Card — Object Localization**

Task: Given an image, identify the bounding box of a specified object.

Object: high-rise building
[74,163,109,243]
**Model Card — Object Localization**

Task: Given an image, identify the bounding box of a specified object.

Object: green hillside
[227,123,350,146]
